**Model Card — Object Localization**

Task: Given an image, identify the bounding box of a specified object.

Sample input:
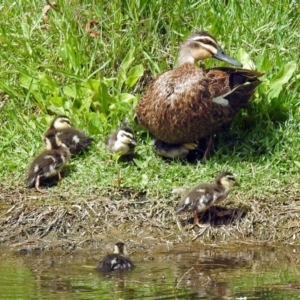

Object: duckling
[44,116,93,155]
[135,31,264,161]
[105,127,137,156]
[26,132,71,193]
[154,139,198,159]
[175,172,238,227]
[96,242,135,271]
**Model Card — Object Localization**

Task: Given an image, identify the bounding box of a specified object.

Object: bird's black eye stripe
[200,38,217,47]
[123,133,132,139]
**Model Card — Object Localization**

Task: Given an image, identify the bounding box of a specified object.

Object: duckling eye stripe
[123,133,133,139]
[60,118,70,123]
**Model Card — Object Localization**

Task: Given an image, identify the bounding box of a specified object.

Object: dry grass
[1,182,300,253]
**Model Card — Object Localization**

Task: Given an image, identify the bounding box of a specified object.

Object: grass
[0,0,300,246]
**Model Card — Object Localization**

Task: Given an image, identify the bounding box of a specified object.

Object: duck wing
[135,64,263,144]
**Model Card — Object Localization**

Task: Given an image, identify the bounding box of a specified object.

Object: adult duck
[135,31,264,161]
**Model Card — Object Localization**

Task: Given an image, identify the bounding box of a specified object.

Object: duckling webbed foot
[57,172,62,181]
[35,176,47,193]
[193,210,209,228]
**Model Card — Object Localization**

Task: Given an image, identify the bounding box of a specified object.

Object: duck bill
[131,139,137,146]
[213,46,243,67]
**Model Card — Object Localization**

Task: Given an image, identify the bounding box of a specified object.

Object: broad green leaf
[48,104,66,115]
[236,48,256,70]
[31,90,44,107]
[49,96,64,107]
[78,96,92,112]
[84,79,100,92]
[102,77,115,87]
[117,47,135,89]
[133,158,144,169]
[125,64,144,87]
[294,161,300,169]
[38,73,59,95]
[100,81,114,111]
[116,93,136,103]
[19,74,39,91]
[87,112,104,134]
[63,83,90,99]
[267,61,296,100]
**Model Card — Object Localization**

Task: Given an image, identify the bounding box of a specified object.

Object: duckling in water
[135,31,264,161]
[105,127,137,157]
[44,116,93,155]
[176,172,238,227]
[96,242,135,271]
[26,132,71,193]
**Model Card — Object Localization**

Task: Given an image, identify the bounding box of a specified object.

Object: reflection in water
[0,244,300,299]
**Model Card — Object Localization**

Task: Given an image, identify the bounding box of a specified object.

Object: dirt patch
[1,182,300,253]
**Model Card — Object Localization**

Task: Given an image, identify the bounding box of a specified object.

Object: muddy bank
[1,183,300,253]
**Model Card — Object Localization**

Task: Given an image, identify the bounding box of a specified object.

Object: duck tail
[226,79,262,110]
[225,68,264,111]
[81,137,94,148]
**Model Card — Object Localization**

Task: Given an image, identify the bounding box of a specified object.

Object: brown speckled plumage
[176,172,238,227]
[44,116,93,154]
[26,132,71,193]
[135,32,264,147]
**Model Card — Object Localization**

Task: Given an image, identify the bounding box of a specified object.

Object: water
[1,244,300,299]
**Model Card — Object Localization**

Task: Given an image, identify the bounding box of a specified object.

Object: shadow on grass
[181,205,250,228]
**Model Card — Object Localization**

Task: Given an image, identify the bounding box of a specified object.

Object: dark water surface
[1,243,300,299]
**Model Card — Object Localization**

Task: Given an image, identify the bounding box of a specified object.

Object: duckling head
[51,116,72,130]
[117,128,137,146]
[114,242,127,255]
[178,31,242,67]
[217,172,238,189]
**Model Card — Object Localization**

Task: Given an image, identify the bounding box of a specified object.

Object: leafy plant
[234,48,297,126]
[19,48,144,134]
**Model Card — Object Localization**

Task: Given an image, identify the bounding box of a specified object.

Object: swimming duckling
[135,31,264,161]
[96,242,135,271]
[44,116,93,155]
[26,132,71,193]
[105,127,137,156]
[176,172,238,227]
